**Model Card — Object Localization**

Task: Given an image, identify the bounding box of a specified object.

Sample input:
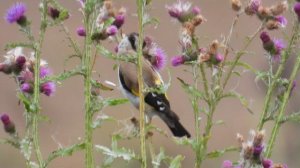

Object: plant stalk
[136,0,147,167]
[265,53,300,157]
[32,0,48,166]
[83,2,94,167]
[257,23,299,130]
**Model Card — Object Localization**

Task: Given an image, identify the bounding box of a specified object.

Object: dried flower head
[257,6,272,20]
[208,40,219,55]
[270,1,288,16]
[5,2,27,25]
[231,0,242,11]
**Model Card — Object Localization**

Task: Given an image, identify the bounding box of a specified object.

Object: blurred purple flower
[113,14,125,29]
[215,53,224,63]
[40,66,52,78]
[171,56,185,66]
[77,26,86,36]
[192,6,201,15]
[5,2,26,24]
[166,0,191,19]
[262,159,273,168]
[106,25,118,36]
[41,81,56,96]
[21,83,32,94]
[249,0,261,12]
[273,39,285,61]
[153,47,167,70]
[253,145,264,156]
[222,160,233,168]
[294,3,300,20]
[275,15,287,28]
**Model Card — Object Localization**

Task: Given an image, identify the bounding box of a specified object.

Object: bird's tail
[160,111,191,138]
[167,119,191,138]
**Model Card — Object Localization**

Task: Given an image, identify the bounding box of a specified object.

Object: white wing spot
[151,93,157,97]
[159,107,165,111]
[157,101,162,105]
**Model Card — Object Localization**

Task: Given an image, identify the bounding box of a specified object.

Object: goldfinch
[117,33,191,138]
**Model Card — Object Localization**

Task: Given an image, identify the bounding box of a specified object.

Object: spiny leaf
[103,98,129,106]
[225,61,257,73]
[206,146,239,159]
[45,142,85,167]
[281,112,300,123]
[169,155,184,168]
[5,42,34,51]
[177,77,206,100]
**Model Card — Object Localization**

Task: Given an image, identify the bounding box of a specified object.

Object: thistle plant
[0,0,300,168]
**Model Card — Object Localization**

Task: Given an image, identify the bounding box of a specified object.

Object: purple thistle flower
[192,6,201,15]
[77,26,86,37]
[41,81,56,96]
[222,160,233,168]
[275,15,287,28]
[253,145,264,156]
[106,25,118,36]
[21,83,33,94]
[294,3,300,21]
[273,39,285,61]
[113,14,125,29]
[262,159,273,168]
[249,0,261,12]
[215,53,224,63]
[166,1,191,20]
[1,114,15,134]
[40,66,52,78]
[171,56,185,66]
[18,70,34,83]
[5,2,27,25]
[153,47,167,70]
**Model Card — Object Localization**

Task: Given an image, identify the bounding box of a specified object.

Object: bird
[116,32,191,138]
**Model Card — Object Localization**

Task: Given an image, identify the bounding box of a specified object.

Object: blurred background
[0,0,300,167]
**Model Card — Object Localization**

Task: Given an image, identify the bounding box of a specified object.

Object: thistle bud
[14,56,26,73]
[77,26,86,37]
[1,114,16,134]
[48,6,60,20]
[260,31,275,52]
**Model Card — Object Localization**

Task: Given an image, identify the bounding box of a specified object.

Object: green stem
[192,65,201,168]
[136,0,147,167]
[265,53,300,157]
[83,10,94,168]
[257,23,300,130]
[32,0,48,166]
